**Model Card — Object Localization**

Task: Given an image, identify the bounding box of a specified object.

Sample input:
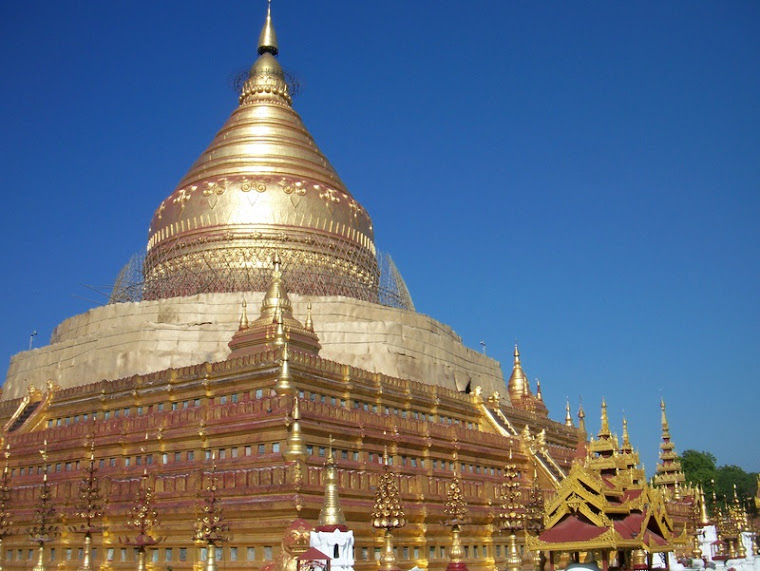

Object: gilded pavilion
[0,5,698,571]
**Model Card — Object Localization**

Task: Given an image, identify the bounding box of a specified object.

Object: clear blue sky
[1,2,758,473]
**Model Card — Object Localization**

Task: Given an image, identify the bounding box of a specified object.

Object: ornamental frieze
[159,176,368,221]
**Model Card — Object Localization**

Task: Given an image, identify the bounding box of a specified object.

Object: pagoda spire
[257,0,278,56]
[283,395,306,463]
[535,379,543,402]
[620,417,633,454]
[653,398,686,494]
[317,437,347,528]
[564,399,573,427]
[507,344,530,403]
[597,399,611,439]
[698,485,711,527]
[577,403,586,434]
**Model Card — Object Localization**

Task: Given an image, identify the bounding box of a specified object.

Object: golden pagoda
[653,399,686,495]
[527,402,686,571]
[143,1,378,303]
[0,4,673,571]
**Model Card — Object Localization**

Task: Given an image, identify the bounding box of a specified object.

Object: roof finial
[620,416,632,453]
[660,397,669,432]
[275,342,292,395]
[564,399,573,427]
[598,398,611,438]
[577,401,586,433]
[535,379,543,402]
[257,0,279,56]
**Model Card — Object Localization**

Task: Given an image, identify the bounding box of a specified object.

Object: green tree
[680,449,717,489]
[714,465,757,517]
[680,450,758,519]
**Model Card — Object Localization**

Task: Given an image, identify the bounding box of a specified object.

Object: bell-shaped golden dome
[144,3,378,301]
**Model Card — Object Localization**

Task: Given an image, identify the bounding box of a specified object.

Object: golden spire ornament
[275,342,293,395]
[0,445,13,571]
[304,302,314,333]
[318,437,347,528]
[564,399,573,427]
[620,416,633,453]
[194,461,229,571]
[598,399,611,438]
[283,395,307,464]
[371,446,406,571]
[698,485,711,527]
[577,403,586,434]
[257,0,278,56]
[444,449,469,571]
[239,298,249,329]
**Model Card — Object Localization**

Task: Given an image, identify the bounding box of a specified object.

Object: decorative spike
[257,0,279,56]
[535,379,543,401]
[577,402,586,434]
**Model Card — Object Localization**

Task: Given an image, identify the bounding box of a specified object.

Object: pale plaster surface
[3,293,507,401]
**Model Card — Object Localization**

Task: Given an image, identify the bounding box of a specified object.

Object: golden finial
[304,302,314,333]
[257,0,278,56]
[577,402,586,434]
[535,379,543,402]
[660,397,670,432]
[507,343,530,400]
[564,399,573,427]
[283,394,306,462]
[621,416,632,452]
[259,254,294,322]
[273,306,287,346]
[698,485,711,527]
[239,298,249,330]
[598,399,611,438]
[274,342,292,395]
[317,435,346,528]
